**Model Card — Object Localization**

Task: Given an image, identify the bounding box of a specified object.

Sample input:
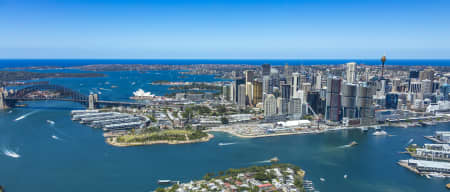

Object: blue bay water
[0,59,450,68]
[0,64,449,191]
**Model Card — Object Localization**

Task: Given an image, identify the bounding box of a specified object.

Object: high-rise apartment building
[346,62,356,83]
[264,94,277,117]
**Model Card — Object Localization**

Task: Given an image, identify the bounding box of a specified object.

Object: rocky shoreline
[106,134,214,147]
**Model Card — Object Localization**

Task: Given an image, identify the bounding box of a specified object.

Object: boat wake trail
[14,110,38,122]
[251,160,271,164]
[51,135,62,141]
[2,148,21,158]
[407,138,414,145]
[337,144,351,149]
[218,142,237,146]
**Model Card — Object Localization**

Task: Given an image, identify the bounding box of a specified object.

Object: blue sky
[0,0,449,59]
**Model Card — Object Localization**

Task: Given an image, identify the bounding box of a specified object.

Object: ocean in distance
[0,59,450,68]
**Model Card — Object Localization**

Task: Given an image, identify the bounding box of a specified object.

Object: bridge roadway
[4,97,184,109]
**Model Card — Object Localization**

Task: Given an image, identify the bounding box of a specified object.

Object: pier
[71,110,150,133]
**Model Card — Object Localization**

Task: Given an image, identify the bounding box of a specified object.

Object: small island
[107,129,213,147]
[155,163,308,192]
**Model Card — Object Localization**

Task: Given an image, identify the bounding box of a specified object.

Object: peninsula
[155,163,308,192]
[106,129,214,147]
[0,71,105,83]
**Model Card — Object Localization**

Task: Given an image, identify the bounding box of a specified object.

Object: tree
[203,172,214,181]
[182,107,194,119]
[148,115,157,122]
[221,117,229,124]
[155,187,166,192]
[217,105,227,114]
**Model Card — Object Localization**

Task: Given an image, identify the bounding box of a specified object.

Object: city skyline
[1,0,450,59]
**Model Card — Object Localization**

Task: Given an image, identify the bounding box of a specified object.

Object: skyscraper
[421,79,433,96]
[385,93,399,109]
[262,75,273,95]
[325,76,342,122]
[252,81,263,106]
[222,85,230,101]
[244,70,255,83]
[307,91,322,115]
[440,84,450,101]
[233,78,245,104]
[281,84,291,100]
[288,98,302,115]
[346,62,356,83]
[314,73,322,90]
[342,83,357,119]
[264,94,277,117]
[291,72,301,94]
[357,85,375,124]
[419,68,434,81]
[238,84,246,108]
[245,82,253,106]
[277,97,288,115]
[262,63,271,76]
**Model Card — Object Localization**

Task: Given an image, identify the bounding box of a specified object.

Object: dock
[424,136,446,144]
[398,159,450,177]
[71,110,150,134]
[397,161,420,174]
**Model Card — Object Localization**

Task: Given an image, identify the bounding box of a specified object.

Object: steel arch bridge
[1,84,184,109]
[5,84,89,105]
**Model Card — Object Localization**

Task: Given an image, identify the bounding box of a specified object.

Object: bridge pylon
[88,93,98,109]
[0,91,9,110]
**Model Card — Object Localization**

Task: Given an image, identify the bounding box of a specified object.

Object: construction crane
[305,101,321,129]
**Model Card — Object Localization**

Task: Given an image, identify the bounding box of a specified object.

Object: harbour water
[1,68,449,192]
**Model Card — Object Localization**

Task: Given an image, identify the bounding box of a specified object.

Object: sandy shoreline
[106,134,214,147]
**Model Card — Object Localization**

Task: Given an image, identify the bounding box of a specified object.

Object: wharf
[424,136,447,144]
[397,161,420,174]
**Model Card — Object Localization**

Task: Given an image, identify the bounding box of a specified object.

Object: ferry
[373,130,388,136]
[348,141,358,147]
[270,157,279,163]
[158,180,179,185]
[158,180,172,185]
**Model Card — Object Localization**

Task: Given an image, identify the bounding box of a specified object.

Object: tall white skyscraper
[238,84,247,107]
[314,73,322,90]
[346,62,356,83]
[292,72,300,95]
[262,75,273,95]
[264,94,277,117]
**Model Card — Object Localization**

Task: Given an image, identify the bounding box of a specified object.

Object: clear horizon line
[1,57,450,60]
